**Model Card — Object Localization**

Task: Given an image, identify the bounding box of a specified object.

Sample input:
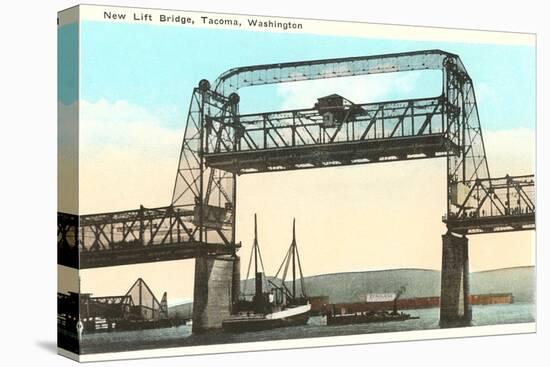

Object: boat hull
[223,307,310,332]
[327,312,418,326]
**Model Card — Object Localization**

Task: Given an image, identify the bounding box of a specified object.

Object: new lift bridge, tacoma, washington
[58,50,535,331]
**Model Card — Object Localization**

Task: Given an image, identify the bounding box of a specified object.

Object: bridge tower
[172,79,241,331]
[439,232,471,326]
[170,50,535,330]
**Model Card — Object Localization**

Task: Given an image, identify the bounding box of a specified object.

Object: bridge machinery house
[315,94,364,128]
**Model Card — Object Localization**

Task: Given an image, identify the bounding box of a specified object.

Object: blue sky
[59,21,535,295]
[58,21,535,132]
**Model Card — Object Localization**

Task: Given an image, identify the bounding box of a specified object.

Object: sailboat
[222,216,311,332]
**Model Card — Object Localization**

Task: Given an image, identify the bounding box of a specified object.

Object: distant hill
[302,269,440,303]
[168,302,192,319]
[168,266,534,313]
[301,266,534,303]
[470,266,534,303]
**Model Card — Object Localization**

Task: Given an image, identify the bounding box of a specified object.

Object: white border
[1,0,542,365]
[54,3,539,363]
[59,4,536,46]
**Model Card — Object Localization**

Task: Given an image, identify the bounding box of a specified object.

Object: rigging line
[291,219,297,298]
[242,239,255,296]
[280,249,291,281]
[256,243,269,291]
[281,247,292,292]
[273,245,291,279]
[295,239,306,297]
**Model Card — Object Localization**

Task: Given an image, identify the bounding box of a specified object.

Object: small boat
[326,310,419,326]
[222,216,311,332]
[326,287,419,326]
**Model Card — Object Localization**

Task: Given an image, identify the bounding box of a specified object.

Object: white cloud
[79,99,183,213]
[80,99,181,154]
[482,128,535,177]
[475,82,498,105]
[58,101,78,151]
[276,71,423,111]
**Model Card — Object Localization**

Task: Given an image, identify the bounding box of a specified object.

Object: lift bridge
[58,50,535,330]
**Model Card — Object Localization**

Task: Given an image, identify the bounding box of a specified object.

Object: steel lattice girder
[57,206,240,269]
[202,95,461,174]
[443,174,535,234]
[169,49,533,238]
[171,86,238,248]
[213,49,467,95]
[78,241,237,269]
[58,212,79,268]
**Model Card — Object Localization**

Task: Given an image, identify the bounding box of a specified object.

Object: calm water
[80,303,535,354]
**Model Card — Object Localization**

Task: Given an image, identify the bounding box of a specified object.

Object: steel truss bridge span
[213,49,467,95]
[203,95,458,174]
[57,205,239,269]
[171,49,534,246]
[443,174,535,235]
[58,49,535,270]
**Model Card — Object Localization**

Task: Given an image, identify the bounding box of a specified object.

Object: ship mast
[242,214,267,299]
[253,214,261,298]
[292,218,296,299]
[273,218,306,302]
[254,214,258,279]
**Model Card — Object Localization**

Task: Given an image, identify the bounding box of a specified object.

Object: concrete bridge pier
[439,232,472,327]
[192,254,240,332]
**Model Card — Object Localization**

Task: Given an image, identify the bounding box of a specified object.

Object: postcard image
[57,4,536,362]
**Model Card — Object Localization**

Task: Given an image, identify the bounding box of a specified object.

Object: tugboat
[222,216,311,332]
[326,309,419,326]
[326,287,419,326]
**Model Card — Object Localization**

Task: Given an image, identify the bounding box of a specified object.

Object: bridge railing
[206,96,457,154]
[58,204,240,268]
[444,174,535,234]
[77,205,198,252]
